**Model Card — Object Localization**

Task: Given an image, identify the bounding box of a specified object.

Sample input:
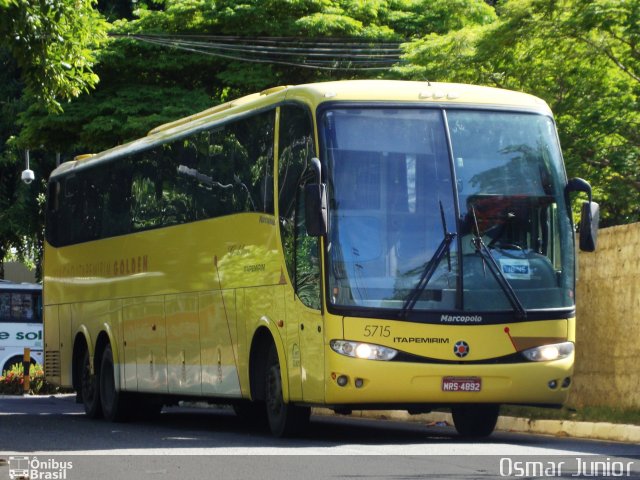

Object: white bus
[0,280,43,374]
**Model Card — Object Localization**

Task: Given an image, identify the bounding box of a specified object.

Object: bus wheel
[451,404,499,438]
[99,344,130,422]
[264,343,310,437]
[80,349,102,419]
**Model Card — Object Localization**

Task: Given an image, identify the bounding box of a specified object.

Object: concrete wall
[569,223,640,409]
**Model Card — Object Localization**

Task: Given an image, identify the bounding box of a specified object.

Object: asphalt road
[0,394,638,480]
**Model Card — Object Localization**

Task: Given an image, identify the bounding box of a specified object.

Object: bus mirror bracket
[305,158,327,236]
[566,177,599,252]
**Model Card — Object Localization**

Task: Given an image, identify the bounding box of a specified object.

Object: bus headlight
[522,342,574,362]
[330,340,398,361]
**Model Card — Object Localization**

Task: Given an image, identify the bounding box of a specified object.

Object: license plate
[441,376,482,392]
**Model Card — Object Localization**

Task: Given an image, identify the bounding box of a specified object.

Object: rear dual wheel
[80,343,150,422]
[99,344,131,422]
[80,348,102,418]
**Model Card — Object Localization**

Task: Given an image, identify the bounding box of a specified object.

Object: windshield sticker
[499,259,531,280]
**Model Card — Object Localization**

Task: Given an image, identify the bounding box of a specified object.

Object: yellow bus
[43,80,598,437]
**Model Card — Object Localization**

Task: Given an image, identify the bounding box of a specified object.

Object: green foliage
[0,363,65,395]
[400,0,640,226]
[0,0,109,112]
[3,0,639,280]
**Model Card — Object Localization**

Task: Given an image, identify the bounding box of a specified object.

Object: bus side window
[33,292,42,323]
[11,293,33,321]
[224,112,275,214]
[295,182,321,310]
[0,292,10,322]
[102,164,132,238]
[131,150,164,231]
[46,180,61,246]
[80,176,102,242]
[61,175,79,245]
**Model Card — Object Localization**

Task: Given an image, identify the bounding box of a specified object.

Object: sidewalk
[313,408,640,444]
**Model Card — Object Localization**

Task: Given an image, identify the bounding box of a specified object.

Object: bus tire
[451,404,499,438]
[99,344,130,422]
[265,343,310,437]
[80,348,102,419]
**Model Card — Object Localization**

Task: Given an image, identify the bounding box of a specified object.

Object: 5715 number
[363,325,391,338]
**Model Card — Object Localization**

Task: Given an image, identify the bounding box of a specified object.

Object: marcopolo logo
[9,456,73,480]
[440,314,483,324]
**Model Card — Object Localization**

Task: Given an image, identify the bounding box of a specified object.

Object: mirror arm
[565,177,592,204]
[311,157,322,184]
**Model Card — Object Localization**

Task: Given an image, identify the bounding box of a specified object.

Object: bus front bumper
[324,352,574,406]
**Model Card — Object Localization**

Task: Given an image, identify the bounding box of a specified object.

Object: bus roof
[0,279,42,291]
[49,80,551,179]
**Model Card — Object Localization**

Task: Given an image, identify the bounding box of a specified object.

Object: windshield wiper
[400,202,456,318]
[470,206,527,320]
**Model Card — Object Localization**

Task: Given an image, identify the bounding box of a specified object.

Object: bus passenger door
[291,187,325,404]
[276,103,324,403]
[289,297,324,403]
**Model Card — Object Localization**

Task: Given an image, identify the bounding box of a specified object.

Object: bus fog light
[548,380,558,389]
[337,375,348,387]
[522,342,574,362]
[562,377,571,388]
[330,340,397,361]
[354,378,364,388]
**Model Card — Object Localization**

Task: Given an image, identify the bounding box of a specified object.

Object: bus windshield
[322,108,574,317]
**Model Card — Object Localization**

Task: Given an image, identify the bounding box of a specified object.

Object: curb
[312,408,640,444]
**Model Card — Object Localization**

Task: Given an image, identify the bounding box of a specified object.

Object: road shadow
[0,394,637,458]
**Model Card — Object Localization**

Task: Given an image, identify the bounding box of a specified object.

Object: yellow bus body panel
[45,213,284,397]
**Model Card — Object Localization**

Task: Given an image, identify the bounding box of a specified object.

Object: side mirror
[565,177,599,252]
[579,201,599,252]
[305,183,327,236]
[304,158,327,236]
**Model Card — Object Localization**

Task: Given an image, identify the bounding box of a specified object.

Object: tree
[0,0,108,112]
[0,0,107,278]
[19,0,498,151]
[2,0,516,278]
[400,0,640,226]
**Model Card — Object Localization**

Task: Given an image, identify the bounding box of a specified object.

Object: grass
[500,405,640,426]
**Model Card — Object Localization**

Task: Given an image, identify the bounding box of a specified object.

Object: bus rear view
[0,280,43,374]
